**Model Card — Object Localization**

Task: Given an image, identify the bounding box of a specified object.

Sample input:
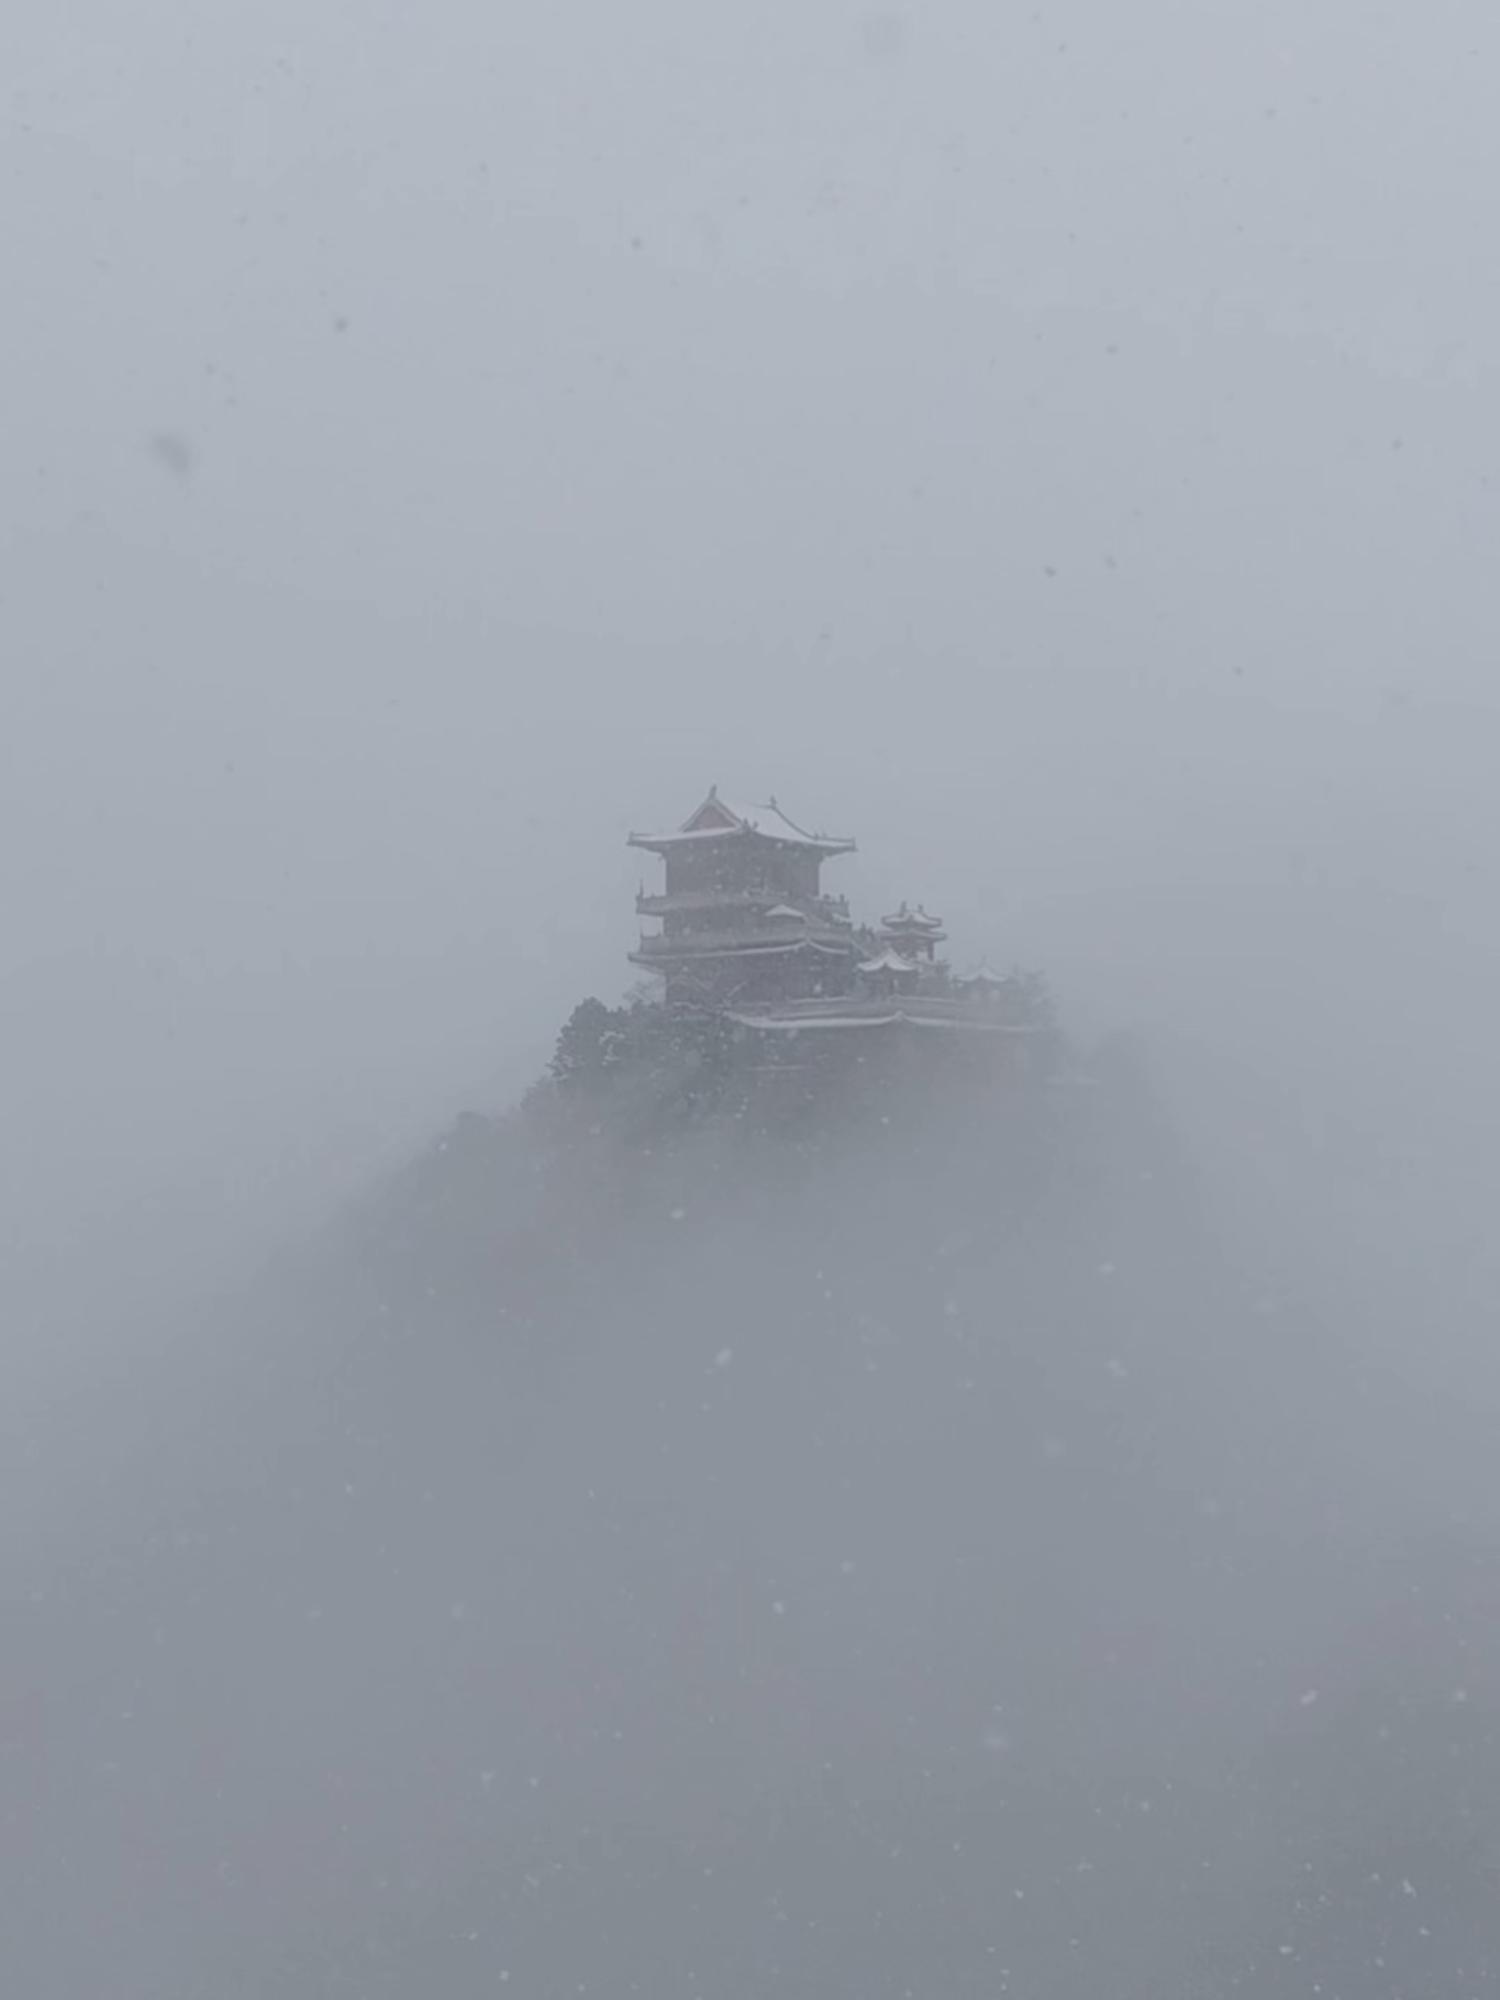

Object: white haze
[6,0,1499,1383]
[4,2,1500,1991]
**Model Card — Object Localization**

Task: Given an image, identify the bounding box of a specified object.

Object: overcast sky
[4,0,1500,1359]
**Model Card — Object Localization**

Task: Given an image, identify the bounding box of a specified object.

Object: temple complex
[628,788,1047,1043]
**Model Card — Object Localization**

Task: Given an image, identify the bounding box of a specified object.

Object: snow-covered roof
[857,947,919,974]
[764,903,805,921]
[880,903,944,931]
[631,934,854,964]
[727,1000,1038,1035]
[628,786,856,855]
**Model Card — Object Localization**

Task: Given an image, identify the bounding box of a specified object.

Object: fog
[5,1,1500,1992]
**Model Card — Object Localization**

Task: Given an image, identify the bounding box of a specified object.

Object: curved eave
[627,829,856,858]
[727,1008,1042,1035]
[631,937,856,965]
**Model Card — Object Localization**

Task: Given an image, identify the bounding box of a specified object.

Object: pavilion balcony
[636,890,854,922]
[632,923,857,961]
[636,888,776,918]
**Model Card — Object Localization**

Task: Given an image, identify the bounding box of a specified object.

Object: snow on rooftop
[727,1003,1035,1035]
[628,787,855,852]
[881,903,944,931]
[858,947,919,974]
[707,796,824,840]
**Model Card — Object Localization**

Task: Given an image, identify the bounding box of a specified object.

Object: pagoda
[873,903,946,964]
[628,787,859,1008]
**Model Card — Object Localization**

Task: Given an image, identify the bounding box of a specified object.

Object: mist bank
[9,519,1500,1419]
[7,1016,1499,1997]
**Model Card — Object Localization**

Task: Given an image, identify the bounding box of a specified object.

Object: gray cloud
[4,7,1500,1982]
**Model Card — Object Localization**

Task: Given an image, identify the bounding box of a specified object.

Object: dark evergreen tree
[549,997,629,1091]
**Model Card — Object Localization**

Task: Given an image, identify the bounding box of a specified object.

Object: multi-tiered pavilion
[627,787,860,1009]
[628,787,1044,1043]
